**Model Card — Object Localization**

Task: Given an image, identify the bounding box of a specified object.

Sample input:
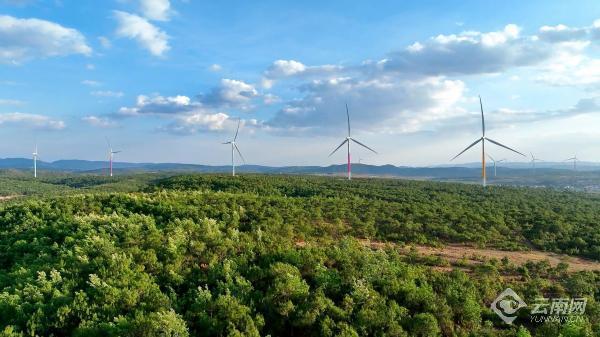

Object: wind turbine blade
[450,138,482,161]
[486,138,526,157]
[564,157,576,161]
[487,154,495,162]
[346,103,351,137]
[479,95,485,137]
[351,138,377,154]
[113,151,122,154]
[328,139,348,157]
[234,143,246,164]
[234,119,241,141]
[222,141,232,144]
[105,137,111,149]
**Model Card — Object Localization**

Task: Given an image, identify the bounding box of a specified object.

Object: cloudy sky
[1,0,599,166]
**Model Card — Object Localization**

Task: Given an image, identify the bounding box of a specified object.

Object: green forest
[0,173,599,336]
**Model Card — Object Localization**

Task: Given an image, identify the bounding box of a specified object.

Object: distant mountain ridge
[1,157,597,178]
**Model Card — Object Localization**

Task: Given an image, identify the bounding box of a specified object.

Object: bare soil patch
[362,240,600,272]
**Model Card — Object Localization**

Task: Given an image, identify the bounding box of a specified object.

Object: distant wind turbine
[32,144,38,178]
[487,154,506,177]
[222,119,245,176]
[329,104,377,180]
[564,155,580,171]
[530,153,543,171]
[106,138,122,177]
[451,96,525,187]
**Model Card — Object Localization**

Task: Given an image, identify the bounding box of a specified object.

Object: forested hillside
[0,174,598,336]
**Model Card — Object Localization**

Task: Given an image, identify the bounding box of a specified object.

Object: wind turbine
[564,155,580,171]
[106,138,122,177]
[530,153,543,172]
[222,119,245,176]
[329,104,377,180]
[451,96,525,187]
[487,154,506,177]
[32,144,38,178]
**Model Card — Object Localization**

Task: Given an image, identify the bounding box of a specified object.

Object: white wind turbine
[564,155,580,171]
[530,152,543,172]
[222,119,245,176]
[451,96,525,187]
[487,154,506,177]
[329,104,377,180]
[106,138,122,177]
[32,143,38,178]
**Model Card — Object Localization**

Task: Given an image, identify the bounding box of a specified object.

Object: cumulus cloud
[82,115,117,128]
[0,15,91,64]
[114,11,169,57]
[379,24,552,76]
[115,92,255,134]
[268,75,466,134]
[262,60,343,88]
[0,112,65,130]
[199,79,259,109]
[535,41,600,86]
[139,0,171,21]
[118,94,195,116]
[161,112,231,134]
[538,24,587,42]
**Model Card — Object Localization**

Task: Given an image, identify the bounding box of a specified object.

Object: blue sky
[1,0,599,166]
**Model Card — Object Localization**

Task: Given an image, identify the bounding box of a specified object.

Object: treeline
[151,174,600,260]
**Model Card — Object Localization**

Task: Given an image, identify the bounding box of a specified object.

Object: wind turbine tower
[106,138,122,177]
[329,104,377,180]
[32,144,38,178]
[487,154,506,177]
[451,96,526,187]
[530,153,543,172]
[222,119,245,176]
[564,155,580,171]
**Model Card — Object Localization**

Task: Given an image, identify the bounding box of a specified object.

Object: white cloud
[0,99,24,105]
[263,93,280,105]
[266,60,307,77]
[82,115,117,128]
[264,59,342,80]
[163,112,231,134]
[91,90,124,98]
[380,24,550,76]
[0,15,91,64]
[208,63,222,72]
[86,63,95,70]
[139,0,171,21]
[0,112,65,130]
[118,94,195,116]
[535,41,600,86]
[199,79,258,109]
[538,24,587,42]
[98,36,111,49]
[81,79,101,86]
[114,11,169,57]
[268,75,466,134]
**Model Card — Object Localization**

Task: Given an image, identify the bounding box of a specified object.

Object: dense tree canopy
[0,174,598,336]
